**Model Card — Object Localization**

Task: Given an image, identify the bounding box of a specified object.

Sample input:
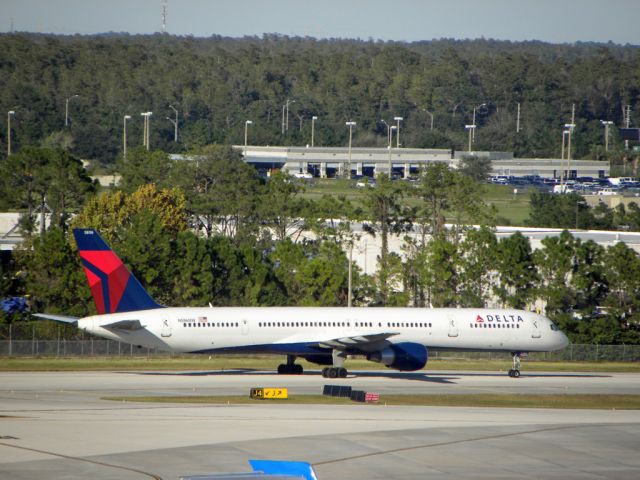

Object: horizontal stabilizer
[33,313,79,325]
[102,319,145,331]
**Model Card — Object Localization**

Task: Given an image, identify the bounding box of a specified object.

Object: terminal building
[233,145,610,179]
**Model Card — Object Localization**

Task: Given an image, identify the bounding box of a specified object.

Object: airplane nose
[558,332,570,350]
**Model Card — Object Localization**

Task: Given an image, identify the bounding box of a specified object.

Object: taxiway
[1,369,639,479]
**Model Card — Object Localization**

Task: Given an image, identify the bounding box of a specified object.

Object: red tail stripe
[84,267,105,314]
[80,250,130,314]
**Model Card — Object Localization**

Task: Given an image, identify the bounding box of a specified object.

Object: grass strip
[2,357,640,372]
[102,394,640,410]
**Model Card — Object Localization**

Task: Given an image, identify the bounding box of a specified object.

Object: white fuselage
[77,307,569,356]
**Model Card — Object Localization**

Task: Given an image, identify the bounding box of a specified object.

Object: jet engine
[367,342,428,371]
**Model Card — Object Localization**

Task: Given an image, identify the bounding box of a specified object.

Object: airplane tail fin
[73,228,163,314]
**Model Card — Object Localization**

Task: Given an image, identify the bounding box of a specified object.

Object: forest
[0,33,639,164]
[1,34,640,345]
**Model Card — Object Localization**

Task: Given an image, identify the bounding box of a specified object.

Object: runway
[1,369,640,479]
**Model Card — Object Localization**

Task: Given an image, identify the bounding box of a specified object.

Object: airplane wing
[277,331,399,353]
[316,332,398,352]
[101,319,145,331]
[32,313,79,325]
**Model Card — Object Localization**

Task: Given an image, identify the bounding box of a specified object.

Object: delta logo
[476,314,525,323]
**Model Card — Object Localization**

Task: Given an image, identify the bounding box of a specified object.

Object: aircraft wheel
[277,364,286,374]
[513,369,521,378]
[322,367,329,378]
[508,369,514,377]
[328,368,338,378]
[338,368,348,378]
[294,364,304,375]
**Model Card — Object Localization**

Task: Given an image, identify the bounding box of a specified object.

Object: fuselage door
[241,319,249,335]
[531,319,541,339]
[448,316,459,337]
[161,318,172,338]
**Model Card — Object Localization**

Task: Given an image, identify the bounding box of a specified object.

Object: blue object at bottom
[249,460,317,480]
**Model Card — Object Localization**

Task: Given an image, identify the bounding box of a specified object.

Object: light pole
[141,112,153,150]
[345,121,356,179]
[141,112,148,147]
[65,94,79,127]
[282,99,295,134]
[147,112,153,149]
[7,110,15,156]
[564,123,575,181]
[244,120,252,158]
[348,241,353,308]
[168,105,178,142]
[394,116,403,147]
[472,103,486,142]
[601,120,614,151]
[561,130,570,190]
[381,119,390,144]
[388,125,397,176]
[311,115,318,147]
[465,125,475,152]
[123,115,131,161]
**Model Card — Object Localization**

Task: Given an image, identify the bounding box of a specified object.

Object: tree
[118,147,173,194]
[258,171,309,242]
[73,184,188,243]
[0,147,95,234]
[270,239,352,306]
[527,192,594,229]
[361,175,411,304]
[45,148,97,229]
[172,231,214,306]
[534,230,577,317]
[171,145,261,242]
[602,242,640,325]
[114,209,176,306]
[418,233,460,307]
[15,228,93,317]
[494,231,538,308]
[457,155,492,181]
[457,226,498,307]
[413,163,494,240]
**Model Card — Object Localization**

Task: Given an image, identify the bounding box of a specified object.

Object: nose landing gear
[508,352,522,378]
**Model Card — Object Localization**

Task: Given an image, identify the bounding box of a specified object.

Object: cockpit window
[550,323,559,331]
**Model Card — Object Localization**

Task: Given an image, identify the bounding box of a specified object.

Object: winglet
[73,229,163,314]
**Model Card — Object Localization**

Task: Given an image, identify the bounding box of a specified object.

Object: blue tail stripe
[81,259,112,313]
[74,229,112,251]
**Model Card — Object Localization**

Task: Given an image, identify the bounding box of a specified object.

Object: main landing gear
[277,355,304,375]
[508,352,522,378]
[322,367,348,378]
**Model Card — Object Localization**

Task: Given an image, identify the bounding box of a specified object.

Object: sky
[3,0,640,45]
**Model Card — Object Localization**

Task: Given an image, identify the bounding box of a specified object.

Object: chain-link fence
[1,322,639,361]
[430,344,640,362]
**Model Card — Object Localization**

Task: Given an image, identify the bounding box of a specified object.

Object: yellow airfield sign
[250,387,289,399]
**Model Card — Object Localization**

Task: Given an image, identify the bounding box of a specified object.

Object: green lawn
[103,393,640,410]
[2,357,639,373]
[300,179,532,226]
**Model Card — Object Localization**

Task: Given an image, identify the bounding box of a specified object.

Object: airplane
[35,228,569,378]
